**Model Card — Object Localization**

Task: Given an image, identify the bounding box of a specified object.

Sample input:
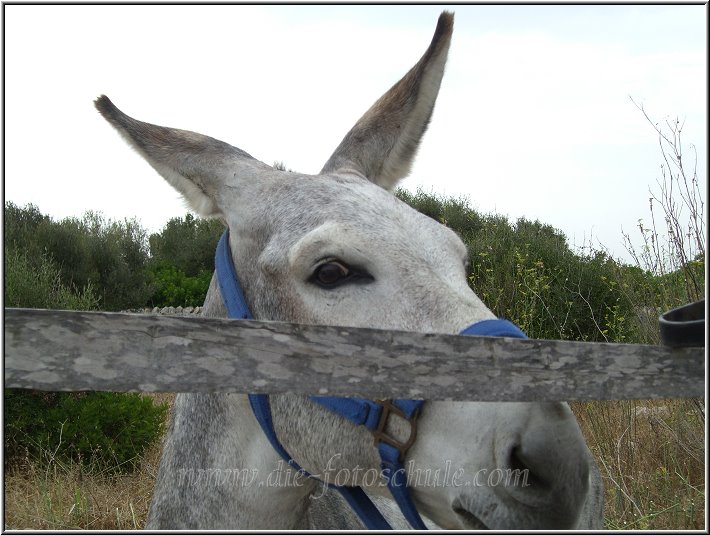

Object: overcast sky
[4,4,707,265]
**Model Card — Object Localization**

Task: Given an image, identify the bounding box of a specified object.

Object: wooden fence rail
[4,308,705,401]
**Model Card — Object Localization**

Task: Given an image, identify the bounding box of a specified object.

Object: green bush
[145,213,223,307]
[4,216,167,474]
[44,212,153,311]
[4,248,100,311]
[148,213,224,277]
[4,203,153,311]
[149,261,213,307]
[4,390,168,474]
[396,188,638,342]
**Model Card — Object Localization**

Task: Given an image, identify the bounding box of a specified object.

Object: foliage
[149,261,213,308]
[4,248,99,311]
[4,203,225,310]
[148,212,224,278]
[4,201,50,247]
[4,390,168,474]
[4,203,152,311]
[145,212,223,307]
[395,188,484,240]
[4,214,167,475]
[396,189,637,342]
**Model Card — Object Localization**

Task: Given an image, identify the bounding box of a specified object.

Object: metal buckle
[371,399,419,463]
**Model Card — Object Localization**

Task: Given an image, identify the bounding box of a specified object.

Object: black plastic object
[659,299,705,348]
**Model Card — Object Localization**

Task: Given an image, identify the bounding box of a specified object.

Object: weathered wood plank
[4,308,704,401]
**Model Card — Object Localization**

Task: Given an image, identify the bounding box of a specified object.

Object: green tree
[4,249,99,311]
[147,213,224,307]
[4,203,153,310]
[148,213,224,277]
[4,202,50,258]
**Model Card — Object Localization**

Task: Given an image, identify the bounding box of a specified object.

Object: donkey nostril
[508,446,550,492]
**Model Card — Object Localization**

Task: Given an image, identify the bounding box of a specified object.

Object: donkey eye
[310,261,373,289]
[313,261,350,287]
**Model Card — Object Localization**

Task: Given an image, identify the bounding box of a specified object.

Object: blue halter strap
[215,229,527,530]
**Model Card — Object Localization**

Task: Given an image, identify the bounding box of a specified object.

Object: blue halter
[215,229,527,530]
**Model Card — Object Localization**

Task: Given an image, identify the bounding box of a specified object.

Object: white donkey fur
[95,12,604,530]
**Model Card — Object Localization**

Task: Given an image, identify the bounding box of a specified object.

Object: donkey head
[96,12,599,529]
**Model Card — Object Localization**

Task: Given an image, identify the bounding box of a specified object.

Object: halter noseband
[215,229,527,530]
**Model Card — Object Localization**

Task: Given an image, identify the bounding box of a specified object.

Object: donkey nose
[503,438,589,506]
[498,403,590,513]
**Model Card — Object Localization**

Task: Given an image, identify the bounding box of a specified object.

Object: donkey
[95,12,603,530]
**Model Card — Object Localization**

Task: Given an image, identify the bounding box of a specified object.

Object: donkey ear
[94,95,270,218]
[320,11,453,190]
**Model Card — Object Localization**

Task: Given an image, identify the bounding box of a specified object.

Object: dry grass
[571,398,705,530]
[4,394,705,529]
[3,393,175,530]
